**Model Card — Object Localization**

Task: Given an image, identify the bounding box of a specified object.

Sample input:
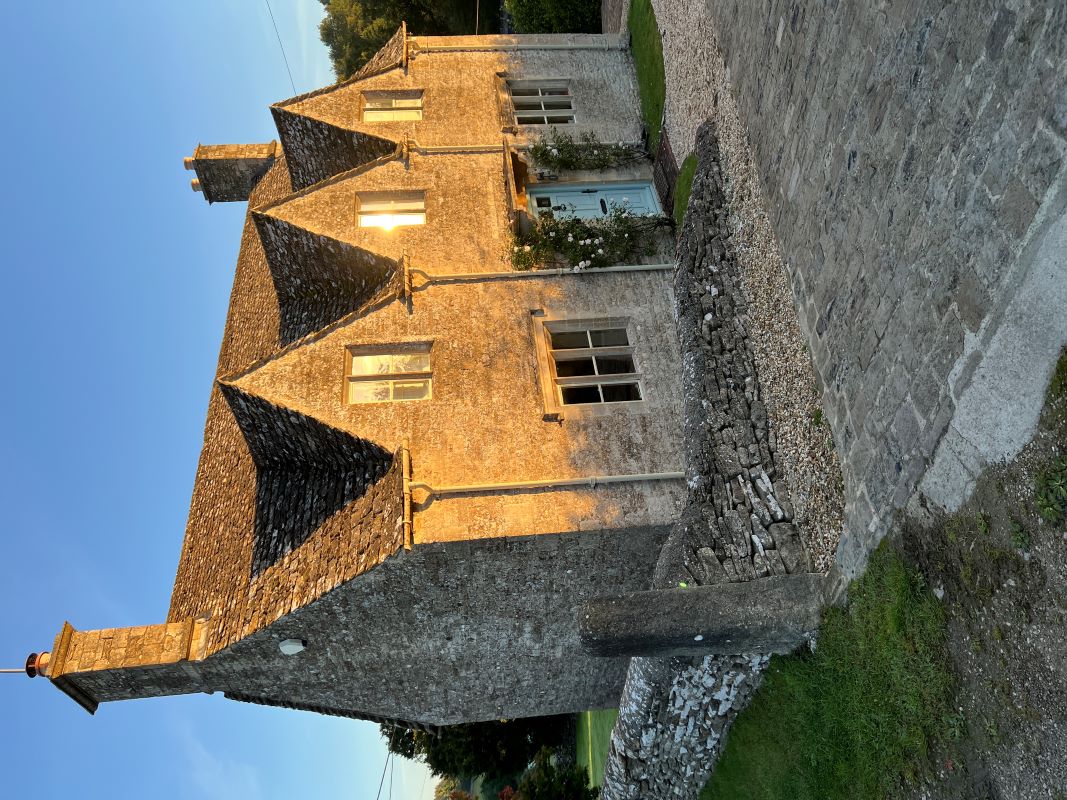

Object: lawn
[576,708,619,788]
[628,0,666,152]
[701,542,953,800]
[673,153,698,225]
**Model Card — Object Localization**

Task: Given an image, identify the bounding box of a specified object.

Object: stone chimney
[31,620,210,713]
[184,142,281,203]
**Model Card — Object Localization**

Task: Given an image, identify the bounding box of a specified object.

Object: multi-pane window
[345,344,432,403]
[357,191,426,229]
[509,81,575,125]
[546,324,642,405]
[362,91,423,121]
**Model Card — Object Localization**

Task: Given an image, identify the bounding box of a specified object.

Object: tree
[433,776,458,799]
[513,748,599,800]
[503,0,600,34]
[319,0,477,79]
[382,716,571,780]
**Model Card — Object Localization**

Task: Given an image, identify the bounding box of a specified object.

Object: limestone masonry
[32,27,692,726]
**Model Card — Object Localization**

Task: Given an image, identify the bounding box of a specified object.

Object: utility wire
[263,0,298,95]
[376,727,398,800]
[374,750,391,800]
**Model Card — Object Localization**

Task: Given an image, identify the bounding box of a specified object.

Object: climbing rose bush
[529,129,645,172]
[510,202,670,271]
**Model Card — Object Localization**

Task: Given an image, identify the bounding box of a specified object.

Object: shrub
[384,716,571,780]
[529,130,646,172]
[513,748,599,800]
[505,0,600,34]
[510,203,670,271]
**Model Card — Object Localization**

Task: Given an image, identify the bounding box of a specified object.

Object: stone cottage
[28,26,686,727]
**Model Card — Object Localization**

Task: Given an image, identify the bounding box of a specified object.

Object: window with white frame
[357,191,426,229]
[508,80,575,125]
[545,323,641,405]
[345,344,432,403]
[362,91,423,121]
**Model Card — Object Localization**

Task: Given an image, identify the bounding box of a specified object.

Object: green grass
[628,0,666,152]
[1047,346,1067,405]
[702,542,953,800]
[576,708,619,788]
[673,154,698,226]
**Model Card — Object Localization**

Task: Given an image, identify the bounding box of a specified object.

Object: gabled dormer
[218,383,394,574]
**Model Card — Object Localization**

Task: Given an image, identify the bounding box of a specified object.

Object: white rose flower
[523,245,531,252]
[567,234,573,241]
[598,248,604,254]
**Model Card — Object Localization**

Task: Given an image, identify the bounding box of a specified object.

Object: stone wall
[707,0,1067,575]
[601,122,811,800]
[201,523,670,724]
[231,267,686,545]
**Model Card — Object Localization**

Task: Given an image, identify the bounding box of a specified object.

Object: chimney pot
[183,157,196,170]
[191,178,202,193]
[25,651,50,678]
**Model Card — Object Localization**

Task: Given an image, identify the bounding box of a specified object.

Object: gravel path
[651,0,844,570]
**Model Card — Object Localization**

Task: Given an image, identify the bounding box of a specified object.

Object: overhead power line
[263,0,298,95]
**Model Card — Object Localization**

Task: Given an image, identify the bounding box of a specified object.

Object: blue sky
[0,2,433,797]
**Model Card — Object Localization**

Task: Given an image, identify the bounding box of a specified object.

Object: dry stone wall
[602,122,812,800]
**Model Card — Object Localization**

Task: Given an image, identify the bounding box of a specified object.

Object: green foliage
[504,0,600,34]
[1034,456,1067,525]
[434,777,459,799]
[529,130,645,172]
[673,154,697,226]
[384,716,570,780]
[627,0,665,151]
[575,709,618,788]
[1048,346,1067,404]
[702,542,953,800]
[1009,519,1031,550]
[318,0,477,79]
[513,748,600,800]
[510,203,670,271]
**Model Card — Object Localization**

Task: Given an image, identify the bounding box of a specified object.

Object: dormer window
[508,80,574,125]
[345,344,432,403]
[361,91,423,121]
[356,191,426,229]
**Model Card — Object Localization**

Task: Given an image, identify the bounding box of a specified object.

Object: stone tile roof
[250,207,397,345]
[168,141,407,653]
[219,383,393,574]
[270,25,407,190]
[271,107,399,192]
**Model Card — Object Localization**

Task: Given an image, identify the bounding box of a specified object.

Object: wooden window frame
[531,315,647,420]
[355,190,426,229]
[344,342,433,404]
[507,79,575,126]
[360,90,424,122]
